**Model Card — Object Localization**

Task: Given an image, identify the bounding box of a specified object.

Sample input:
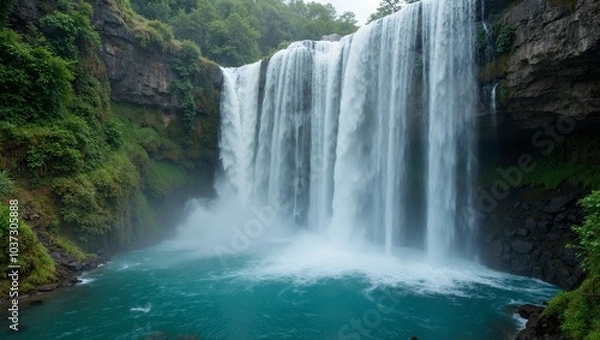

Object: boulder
[543,196,574,214]
[512,240,535,254]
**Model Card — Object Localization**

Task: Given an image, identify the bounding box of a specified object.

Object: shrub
[171,40,203,131]
[135,19,175,50]
[41,0,100,60]
[0,28,73,124]
[0,0,15,25]
[0,170,15,198]
[495,24,515,55]
[572,191,600,275]
[52,154,140,243]
[104,120,123,149]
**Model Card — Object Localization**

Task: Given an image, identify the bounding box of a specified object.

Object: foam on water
[130,304,152,313]
[172,230,556,299]
[77,276,95,285]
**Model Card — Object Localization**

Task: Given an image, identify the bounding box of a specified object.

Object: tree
[170,0,218,53]
[367,0,419,23]
[206,13,261,66]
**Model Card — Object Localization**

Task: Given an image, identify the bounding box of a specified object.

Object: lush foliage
[171,40,203,130]
[573,191,600,275]
[543,191,600,339]
[0,171,15,198]
[0,0,199,252]
[0,204,56,294]
[0,28,73,124]
[129,0,359,66]
[134,19,175,51]
[41,0,100,60]
[495,24,515,55]
[0,0,15,25]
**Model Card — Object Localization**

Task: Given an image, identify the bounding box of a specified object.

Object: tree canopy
[129,0,359,66]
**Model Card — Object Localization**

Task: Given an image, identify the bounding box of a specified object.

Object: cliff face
[496,0,600,135]
[91,0,222,112]
[91,0,180,109]
[477,0,600,288]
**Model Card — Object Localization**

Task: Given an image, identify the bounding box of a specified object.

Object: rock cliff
[477,0,600,289]
[91,0,222,112]
[493,0,600,137]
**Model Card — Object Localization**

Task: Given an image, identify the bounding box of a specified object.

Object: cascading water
[423,0,478,262]
[219,62,262,203]
[218,0,478,261]
[491,82,500,118]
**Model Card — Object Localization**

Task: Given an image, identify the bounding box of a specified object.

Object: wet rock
[561,248,578,267]
[518,304,544,319]
[38,283,59,292]
[67,262,83,271]
[543,196,574,214]
[554,213,567,222]
[512,240,535,254]
[567,213,579,223]
[517,227,529,237]
[536,222,550,234]
[524,218,536,230]
[51,251,62,261]
[490,240,503,257]
[516,304,562,340]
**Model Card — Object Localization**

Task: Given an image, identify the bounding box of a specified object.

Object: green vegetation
[41,0,100,61]
[171,40,203,130]
[0,0,215,282]
[0,170,15,198]
[0,204,56,294]
[495,24,515,55]
[128,0,359,66]
[0,28,73,124]
[543,191,600,339]
[52,235,96,261]
[0,0,15,25]
[521,135,600,190]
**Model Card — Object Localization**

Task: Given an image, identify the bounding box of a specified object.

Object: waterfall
[491,82,499,119]
[218,0,478,261]
[219,62,262,203]
[423,0,477,262]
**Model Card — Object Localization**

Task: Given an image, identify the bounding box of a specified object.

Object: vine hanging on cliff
[171,40,202,131]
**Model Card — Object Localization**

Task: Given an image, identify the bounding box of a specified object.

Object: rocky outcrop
[479,185,587,289]
[515,304,562,340]
[91,0,222,111]
[91,0,179,109]
[494,0,600,138]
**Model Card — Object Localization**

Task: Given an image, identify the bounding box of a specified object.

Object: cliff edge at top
[490,0,600,138]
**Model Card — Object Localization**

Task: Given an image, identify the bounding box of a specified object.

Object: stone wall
[479,185,588,289]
